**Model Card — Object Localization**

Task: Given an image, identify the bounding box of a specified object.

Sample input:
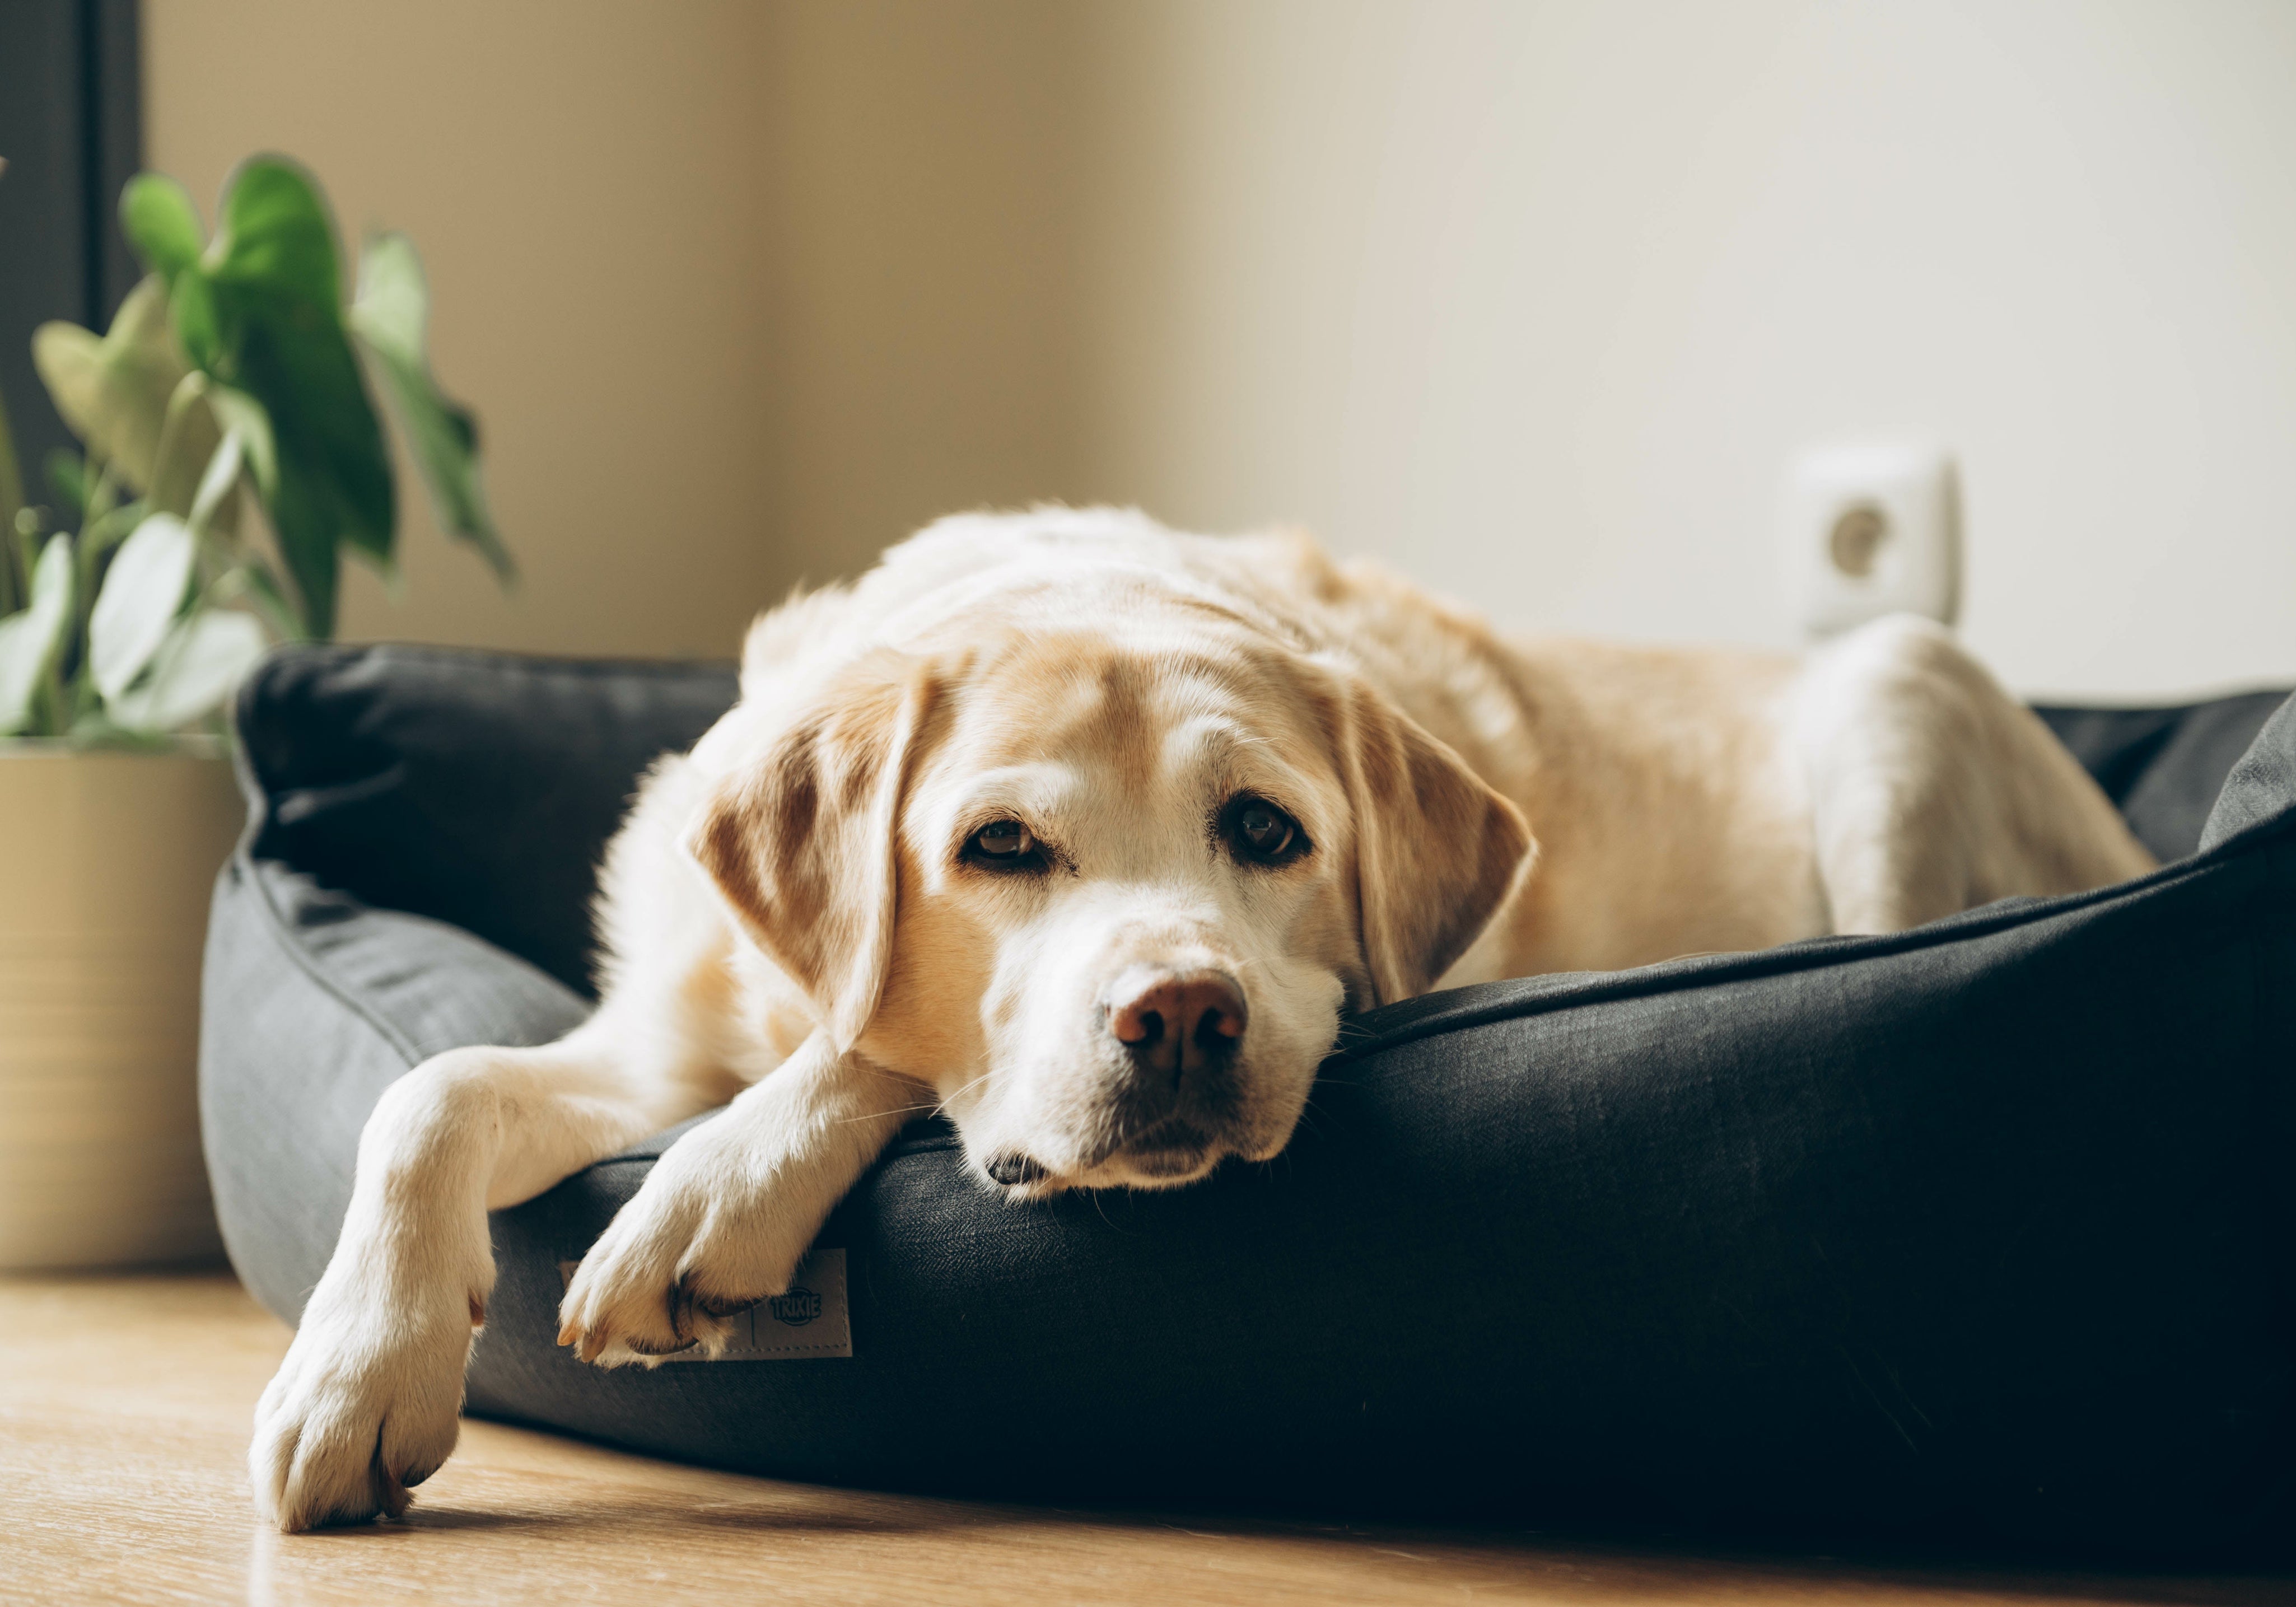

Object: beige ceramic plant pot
[0,744,243,1268]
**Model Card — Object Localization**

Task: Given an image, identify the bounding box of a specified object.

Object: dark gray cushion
[201,644,2296,1553]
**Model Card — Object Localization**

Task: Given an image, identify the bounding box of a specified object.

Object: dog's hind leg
[1791,614,2155,934]
[248,1020,735,1533]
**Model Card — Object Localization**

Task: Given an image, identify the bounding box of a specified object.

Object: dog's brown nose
[1106,969,1247,1080]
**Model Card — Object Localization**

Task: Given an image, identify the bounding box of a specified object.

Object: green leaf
[183,156,394,637]
[88,512,196,702]
[31,277,195,490]
[120,174,205,283]
[268,477,346,637]
[188,430,244,534]
[74,497,147,629]
[105,609,267,732]
[206,156,342,306]
[0,384,21,617]
[351,233,514,582]
[0,383,20,545]
[231,555,304,643]
[145,370,227,520]
[77,494,144,559]
[206,385,278,494]
[171,265,222,373]
[46,451,87,521]
[0,536,74,735]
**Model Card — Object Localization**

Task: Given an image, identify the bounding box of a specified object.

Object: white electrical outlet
[1780,442,1961,639]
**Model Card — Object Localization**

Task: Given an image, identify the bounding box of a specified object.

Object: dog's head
[689,600,1530,1196]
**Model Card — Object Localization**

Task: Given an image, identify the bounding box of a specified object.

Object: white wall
[150,2,2296,698]
[1068,0,2296,699]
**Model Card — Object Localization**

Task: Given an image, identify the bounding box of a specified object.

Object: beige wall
[146,0,1091,658]
[150,2,2296,696]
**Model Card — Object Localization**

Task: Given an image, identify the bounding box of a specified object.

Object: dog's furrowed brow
[934,764,1084,835]
[1160,718,1318,813]
[1163,714,1270,768]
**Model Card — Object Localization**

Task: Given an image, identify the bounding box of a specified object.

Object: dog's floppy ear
[687,653,936,1050]
[1339,682,1534,1007]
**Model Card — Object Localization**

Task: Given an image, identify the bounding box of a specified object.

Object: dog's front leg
[557,1031,918,1366]
[250,1029,717,1531]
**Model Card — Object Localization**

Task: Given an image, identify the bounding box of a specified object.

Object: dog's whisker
[929,1066,997,1120]
[838,1102,943,1125]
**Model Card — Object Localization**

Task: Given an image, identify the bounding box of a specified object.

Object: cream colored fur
[250,507,2154,1530]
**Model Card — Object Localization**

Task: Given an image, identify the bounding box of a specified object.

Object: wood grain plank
[0,1271,2286,1606]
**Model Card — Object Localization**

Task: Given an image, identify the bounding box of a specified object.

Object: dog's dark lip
[1090,1112,1220,1158]
[1114,1119,1218,1176]
[1124,1147,1211,1179]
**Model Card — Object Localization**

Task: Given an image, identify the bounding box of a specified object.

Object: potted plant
[0,155,509,1268]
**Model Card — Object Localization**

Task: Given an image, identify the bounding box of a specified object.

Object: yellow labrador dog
[251,506,2152,1529]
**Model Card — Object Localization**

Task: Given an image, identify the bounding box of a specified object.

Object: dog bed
[200,644,2296,1552]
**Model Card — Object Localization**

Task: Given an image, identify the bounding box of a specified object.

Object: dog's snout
[1105,968,1247,1078]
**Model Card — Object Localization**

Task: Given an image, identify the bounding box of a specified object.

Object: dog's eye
[965,819,1040,867]
[976,820,1032,857]
[1238,803,1292,857]
[1224,796,1307,866]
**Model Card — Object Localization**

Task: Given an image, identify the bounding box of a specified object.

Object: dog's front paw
[557,1115,821,1367]
[250,1274,477,1532]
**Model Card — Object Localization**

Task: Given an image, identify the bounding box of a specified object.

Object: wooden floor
[0,1271,2288,1606]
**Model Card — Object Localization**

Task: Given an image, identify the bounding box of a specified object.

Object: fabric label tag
[555,1247,851,1360]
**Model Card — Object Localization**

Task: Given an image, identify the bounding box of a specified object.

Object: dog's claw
[553,1113,827,1369]
[248,1274,474,1533]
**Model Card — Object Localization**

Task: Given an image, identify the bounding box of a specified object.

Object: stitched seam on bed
[234,848,427,1070]
[571,1133,964,1181]
[1337,816,2296,1061]
[237,643,736,806]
